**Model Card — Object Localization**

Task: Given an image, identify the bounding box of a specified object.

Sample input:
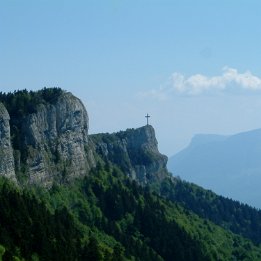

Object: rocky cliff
[0,89,168,187]
[0,103,16,182]
[21,92,96,186]
[91,126,168,184]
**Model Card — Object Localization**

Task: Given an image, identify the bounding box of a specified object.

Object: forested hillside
[159,178,261,244]
[0,164,261,261]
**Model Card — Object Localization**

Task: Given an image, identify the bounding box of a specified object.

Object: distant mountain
[168,129,261,208]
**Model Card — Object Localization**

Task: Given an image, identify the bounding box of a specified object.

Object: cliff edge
[0,88,168,186]
[91,125,168,184]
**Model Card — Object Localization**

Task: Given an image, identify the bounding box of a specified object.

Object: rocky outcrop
[91,125,169,184]
[0,89,168,187]
[20,92,95,186]
[0,103,16,182]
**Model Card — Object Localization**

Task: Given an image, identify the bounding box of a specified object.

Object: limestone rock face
[91,125,169,184]
[22,92,95,186]
[0,103,16,181]
[0,89,168,187]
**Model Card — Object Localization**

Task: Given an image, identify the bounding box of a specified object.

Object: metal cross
[145,113,150,126]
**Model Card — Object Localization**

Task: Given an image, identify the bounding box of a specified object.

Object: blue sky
[1,0,261,156]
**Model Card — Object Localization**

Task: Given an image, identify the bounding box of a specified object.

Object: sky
[1,0,261,156]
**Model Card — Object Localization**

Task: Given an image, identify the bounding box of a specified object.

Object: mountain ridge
[0,88,169,187]
[168,128,261,208]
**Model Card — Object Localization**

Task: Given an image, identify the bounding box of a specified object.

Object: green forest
[159,178,261,244]
[0,163,261,260]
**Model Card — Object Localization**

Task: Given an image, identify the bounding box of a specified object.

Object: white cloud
[142,67,261,99]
